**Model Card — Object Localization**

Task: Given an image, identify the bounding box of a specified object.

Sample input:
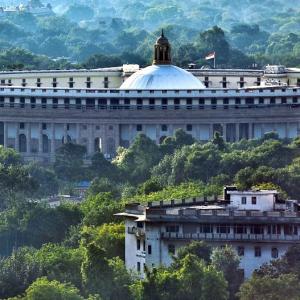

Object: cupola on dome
[120,30,205,90]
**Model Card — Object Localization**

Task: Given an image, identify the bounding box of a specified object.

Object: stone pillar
[115,124,120,150]
[129,124,134,144]
[38,123,43,153]
[235,123,240,142]
[248,123,253,140]
[26,123,31,154]
[51,123,55,154]
[209,124,214,140]
[15,123,19,151]
[155,124,160,144]
[87,124,94,155]
[285,123,290,139]
[63,123,68,144]
[222,124,227,142]
[76,123,80,144]
[3,122,8,148]
[169,124,174,137]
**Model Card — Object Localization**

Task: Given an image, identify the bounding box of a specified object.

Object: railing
[127,227,145,237]
[161,232,300,242]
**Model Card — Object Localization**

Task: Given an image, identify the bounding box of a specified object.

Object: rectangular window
[254,246,261,257]
[271,247,278,259]
[168,244,175,255]
[148,245,152,255]
[42,123,47,130]
[186,124,192,131]
[241,197,247,205]
[86,82,91,88]
[20,122,25,129]
[200,224,213,233]
[137,239,140,250]
[143,240,145,251]
[137,262,141,272]
[136,124,142,132]
[250,225,264,235]
[267,225,281,235]
[161,124,168,131]
[216,224,230,234]
[252,197,257,205]
[166,225,179,233]
[234,225,247,234]
[237,246,244,256]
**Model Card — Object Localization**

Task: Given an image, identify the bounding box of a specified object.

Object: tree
[114,134,162,184]
[238,274,300,300]
[81,192,122,226]
[54,143,87,182]
[23,277,84,300]
[211,246,241,299]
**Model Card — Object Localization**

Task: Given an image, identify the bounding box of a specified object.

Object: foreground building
[0,32,299,162]
[117,187,300,278]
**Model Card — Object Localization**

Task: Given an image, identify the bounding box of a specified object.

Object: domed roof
[155,29,170,45]
[120,64,205,90]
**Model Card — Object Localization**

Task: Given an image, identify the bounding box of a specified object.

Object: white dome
[120,65,205,90]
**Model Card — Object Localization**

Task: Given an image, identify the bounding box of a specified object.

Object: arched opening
[42,134,49,153]
[19,134,27,153]
[94,137,102,152]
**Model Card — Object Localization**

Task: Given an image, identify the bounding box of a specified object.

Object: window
[137,239,141,250]
[136,124,142,132]
[241,197,247,205]
[254,246,261,257]
[204,76,209,88]
[137,262,141,272]
[216,224,230,234]
[234,225,247,234]
[166,225,179,233]
[200,224,213,233]
[20,122,25,129]
[235,98,241,105]
[259,98,264,104]
[237,246,244,256]
[186,124,192,131]
[137,99,142,105]
[86,82,91,88]
[148,245,152,255]
[257,77,261,86]
[143,240,146,251]
[174,99,180,105]
[267,225,281,235]
[271,247,278,259]
[250,225,264,235]
[251,197,257,205]
[168,244,175,255]
[69,82,74,88]
[222,77,227,88]
[162,99,167,105]
[104,77,109,88]
[161,124,168,131]
[42,123,47,130]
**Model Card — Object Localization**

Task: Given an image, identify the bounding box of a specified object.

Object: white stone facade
[118,189,300,279]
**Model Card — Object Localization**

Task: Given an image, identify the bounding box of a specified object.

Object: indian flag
[205,52,215,60]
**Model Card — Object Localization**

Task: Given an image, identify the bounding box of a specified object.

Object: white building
[117,186,300,278]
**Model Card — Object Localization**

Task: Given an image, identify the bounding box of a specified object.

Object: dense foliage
[0,128,299,298]
[0,0,299,69]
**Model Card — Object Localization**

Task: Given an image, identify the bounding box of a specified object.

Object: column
[26,123,31,154]
[87,124,94,155]
[235,123,240,142]
[209,124,214,140]
[14,123,19,151]
[76,123,80,144]
[129,124,134,144]
[169,124,174,137]
[63,123,68,144]
[51,123,55,154]
[115,124,120,150]
[155,124,160,144]
[38,123,43,153]
[3,122,7,148]
[248,123,253,140]
[285,123,289,139]
[222,124,227,142]
[195,124,200,142]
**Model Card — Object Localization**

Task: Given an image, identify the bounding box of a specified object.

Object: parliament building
[0,32,299,162]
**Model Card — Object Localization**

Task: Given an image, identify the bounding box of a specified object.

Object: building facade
[117,187,300,278]
[0,32,299,162]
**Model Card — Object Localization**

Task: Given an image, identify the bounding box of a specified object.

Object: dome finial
[153,30,171,65]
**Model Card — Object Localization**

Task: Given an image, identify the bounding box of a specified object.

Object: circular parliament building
[0,32,300,162]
